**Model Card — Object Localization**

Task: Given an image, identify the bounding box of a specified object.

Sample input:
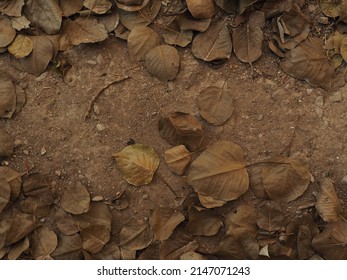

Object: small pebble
[329,91,343,103]
[256,114,264,121]
[142,194,149,200]
[315,96,324,107]
[40,218,46,223]
[143,217,149,221]
[341,175,347,185]
[40,147,47,156]
[23,149,29,155]
[14,139,22,147]
[308,5,316,13]
[96,123,106,131]
[93,104,101,115]
[92,195,104,202]
[87,60,97,65]
[55,170,62,177]
[318,17,329,25]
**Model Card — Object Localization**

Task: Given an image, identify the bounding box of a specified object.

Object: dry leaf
[30,226,58,259]
[0,71,16,119]
[11,15,31,31]
[127,26,160,61]
[98,10,120,33]
[0,179,10,214]
[84,0,112,14]
[24,0,62,34]
[197,193,226,208]
[315,178,341,222]
[176,12,211,32]
[8,35,33,59]
[119,0,161,30]
[197,82,234,125]
[215,0,238,13]
[92,241,120,260]
[164,145,191,175]
[238,0,258,15]
[261,0,293,19]
[120,247,136,260]
[61,182,90,215]
[8,236,29,260]
[0,0,25,17]
[116,0,149,11]
[192,22,232,62]
[297,225,314,260]
[159,226,198,260]
[52,233,83,260]
[0,211,13,250]
[180,251,207,260]
[268,241,297,259]
[158,112,203,151]
[188,141,249,202]
[259,244,270,258]
[186,206,222,236]
[233,23,263,63]
[0,167,21,202]
[224,203,257,235]
[186,0,217,19]
[320,0,341,18]
[59,0,84,17]
[0,16,16,48]
[120,218,153,250]
[149,207,185,241]
[312,219,347,260]
[114,143,160,186]
[0,130,14,157]
[56,208,79,235]
[145,45,180,81]
[22,173,51,200]
[257,200,283,232]
[162,19,193,47]
[138,241,160,259]
[249,11,266,29]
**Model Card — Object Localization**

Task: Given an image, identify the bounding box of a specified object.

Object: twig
[155,172,179,197]
[84,76,131,120]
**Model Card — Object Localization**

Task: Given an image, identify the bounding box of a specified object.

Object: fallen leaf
[0,130,14,157]
[315,178,341,222]
[233,23,263,64]
[259,244,270,258]
[0,16,16,48]
[56,208,79,235]
[114,144,160,186]
[98,10,120,33]
[312,219,347,260]
[176,12,211,32]
[320,0,341,18]
[197,193,227,208]
[19,197,52,220]
[0,179,10,214]
[8,236,29,260]
[22,173,51,200]
[114,22,130,40]
[192,22,232,62]
[297,225,314,259]
[162,19,193,47]
[256,200,283,232]
[58,0,84,17]
[61,182,90,215]
[150,207,185,241]
[127,26,160,61]
[180,251,207,260]
[186,206,222,236]
[24,0,62,34]
[0,0,25,17]
[116,0,149,11]
[0,211,13,250]
[84,0,112,14]
[197,81,234,125]
[145,45,180,81]
[0,167,21,202]
[249,11,266,29]
[261,0,293,19]
[119,218,153,250]
[0,71,16,119]
[30,226,58,259]
[188,141,249,202]
[164,145,191,175]
[8,35,33,59]
[268,241,297,259]
[92,241,120,260]
[215,0,238,13]
[11,15,31,31]
[186,0,217,19]
[52,233,83,260]
[138,241,160,259]
[158,112,203,151]
[224,203,257,235]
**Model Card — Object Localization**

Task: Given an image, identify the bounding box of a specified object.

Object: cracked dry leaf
[0,0,25,17]
[145,45,180,82]
[114,144,159,186]
[192,22,232,62]
[315,178,341,222]
[0,167,21,202]
[186,0,217,19]
[188,141,249,202]
[8,35,33,59]
[312,219,347,260]
[164,145,191,175]
[119,0,160,30]
[30,226,58,259]
[61,182,90,215]
[186,206,222,236]
[162,19,193,47]
[8,236,29,260]
[150,207,185,241]
[0,70,16,119]
[0,130,14,157]
[116,0,149,11]
[176,12,211,32]
[24,0,62,34]
[158,112,203,151]
[197,82,234,125]
[257,200,283,232]
[233,23,263,64]
[84,0,112,14]
[56,208,79,236]
[59,0,84,17]
[120,218,153,250]
[127,26,160,61]
[52,233,83,260]
[0,16,16,48]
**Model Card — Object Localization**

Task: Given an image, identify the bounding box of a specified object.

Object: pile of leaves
[0,0,346,88]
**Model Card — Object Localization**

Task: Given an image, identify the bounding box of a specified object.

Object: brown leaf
[315,178,341,222]
[224,203,257,235]
[119,218,153,250]
[8,35,33,59]
[249,11,266,29]
[98,10,120,33]
[138,241,160,259]
[186,0,217,19]
[320,0,341,18]
[30,226,58,259]
[188,141,249,202]
[261,0,293,19]
[0,16,16,48]
[119,0,160,30]
[8,236,30,260]
[160,226,198,260]
[215,0,238,13]
[186,206,222,236]
[11,15,31,31]
[0,167,21,202]
[0,71,16,119]
[127,26,160,61]
[150,207,185,241]
[197,193,227,208]
[58,0,84,17]
[158,112,203,151]
[176,12,211,32]
[312,219,347,260]
[197,81,234,125]
[114,144,160,186]
[92,241,120,260]
[164,145,191,175]
[297,225,314,260]
[116,0,149,11]
[145,45,180,81]
[162,19,193,47]
[56,208,79,235]
[120,247,136,259]
[0,211,13,250]
[61,182,90,215]
[268,241,297,259]
[52,233,83,260]
[22,173,51,200]
[0,0,25,17]
[24,0,62,34]
[180,251,207,260]
[114,22,130,40]
[233,23,263,63]
[0,179,10,214]
[84,0,112,14]
[0,130,14,158]
[15,84,26,114]
[192,22,232,62]
[257,200,283,232]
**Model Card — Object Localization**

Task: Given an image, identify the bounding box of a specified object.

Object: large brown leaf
[232,23,263,63]
[188,141,249,202]
[59,0,84,17]
[256,200,283,232]
[315,178,341,222]
[119,219,153,250]
[164,145,191,175]
[61,182,90,215]
[30,226,58,259]
[158,112,203,151]
[0,0,25,17]
[197,82,234,125]
[149,207,185,241]
[0,16,16,48]
[145,45,180,81]
[24,0,62,34]
[84,0,112,14]
[114,144,160,186]
[192,22,232,62]
[186,0,217,19]
[52,233,83,260]
[0,71,16,119]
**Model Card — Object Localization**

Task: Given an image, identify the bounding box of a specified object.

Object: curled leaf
[8,236,30,260]
[116,0,149,11]
[197,193,226,208]
[0,0,25,17]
